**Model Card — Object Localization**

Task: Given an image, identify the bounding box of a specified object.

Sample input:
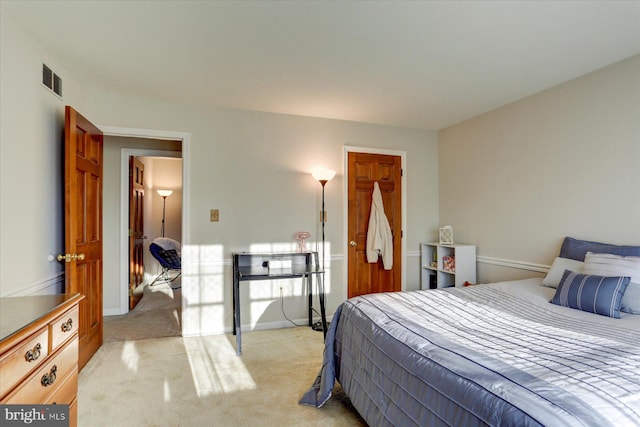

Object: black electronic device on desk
[232,251,326,355]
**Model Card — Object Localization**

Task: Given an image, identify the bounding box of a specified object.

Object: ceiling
[2,1,640,130]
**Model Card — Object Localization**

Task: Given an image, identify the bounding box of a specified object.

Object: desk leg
[232,276,236,335]
[308,274,313,327]
[233,274,242,355]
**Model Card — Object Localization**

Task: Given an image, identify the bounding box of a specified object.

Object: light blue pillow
[621,282,640,314]
[551,270,630,318]
[582,252,640,314]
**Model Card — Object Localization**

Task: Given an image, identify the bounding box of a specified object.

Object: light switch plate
[210,209,219,222]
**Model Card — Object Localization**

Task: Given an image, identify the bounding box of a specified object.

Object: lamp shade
[157,189,173,197]
[312,169,336,183]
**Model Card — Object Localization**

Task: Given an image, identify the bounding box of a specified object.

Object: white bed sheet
[484,277,640,331]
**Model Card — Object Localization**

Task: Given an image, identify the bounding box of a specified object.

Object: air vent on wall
[42,63,62,97]
[42,64,53,89]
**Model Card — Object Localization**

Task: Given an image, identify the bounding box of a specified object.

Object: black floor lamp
[311,169,335,337]
[157,189,173,237]
[312,169,336,270]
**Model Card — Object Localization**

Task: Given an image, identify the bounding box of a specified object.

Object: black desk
[232,251,327,355]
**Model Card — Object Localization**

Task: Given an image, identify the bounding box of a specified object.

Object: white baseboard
[232,315,335,334]
[104,307,127,316]
[4,272,65,297]
[182,315,335,337]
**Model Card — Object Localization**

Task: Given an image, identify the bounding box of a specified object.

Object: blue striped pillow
[551,270,630,318]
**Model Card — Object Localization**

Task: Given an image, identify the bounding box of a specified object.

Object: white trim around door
[100,126,190,317]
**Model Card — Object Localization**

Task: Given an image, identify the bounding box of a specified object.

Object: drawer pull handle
[25,343,42,362]
[61,318,73,332]
[41,365,57,387]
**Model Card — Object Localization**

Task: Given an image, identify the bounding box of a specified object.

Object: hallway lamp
[312,169,336,270]
[157,189,173,237]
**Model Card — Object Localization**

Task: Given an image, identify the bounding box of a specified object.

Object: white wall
[0,8,87,296]
[86,88,439,335]
[0,8,439,334]
[6,1,637,338]
[439,55,640,283]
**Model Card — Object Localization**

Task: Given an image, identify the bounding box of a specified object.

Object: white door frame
[343,146,407,297]
[100,126,190,316]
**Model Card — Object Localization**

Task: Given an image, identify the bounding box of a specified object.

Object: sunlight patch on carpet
[120,341,141,373]
[164,379,172,402]
[184,335,256,397]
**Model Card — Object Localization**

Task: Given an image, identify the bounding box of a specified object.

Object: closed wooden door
[129,157,145,310]
[64,106,103,370]
[347,152,402,298]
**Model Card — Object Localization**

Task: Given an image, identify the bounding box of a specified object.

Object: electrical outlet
[210,209,219,222]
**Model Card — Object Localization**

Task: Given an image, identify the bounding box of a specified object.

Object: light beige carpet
[103,281,182,343]
[80,283,365,426]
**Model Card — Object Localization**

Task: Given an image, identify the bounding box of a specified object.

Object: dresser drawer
[2,337,78,404]
[0,328,49,399]
[44,368,78,405]
[50,306,79,352]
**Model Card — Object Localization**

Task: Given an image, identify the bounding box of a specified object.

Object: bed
[300,238,640,426]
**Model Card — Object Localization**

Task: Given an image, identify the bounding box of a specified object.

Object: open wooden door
[63,106,103,371]
[129,157,145,310]
[347,152,402,298]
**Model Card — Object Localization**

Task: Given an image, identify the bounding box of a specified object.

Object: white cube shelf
[421,242,476,289]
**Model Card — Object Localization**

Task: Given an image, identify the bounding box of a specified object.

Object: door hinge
[401,168,403,177]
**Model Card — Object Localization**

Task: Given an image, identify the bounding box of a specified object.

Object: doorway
[99,126,190,321]
[118,146,182,313]
[130,154,183,307]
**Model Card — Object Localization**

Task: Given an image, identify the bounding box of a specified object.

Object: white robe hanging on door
[366,181,393,270]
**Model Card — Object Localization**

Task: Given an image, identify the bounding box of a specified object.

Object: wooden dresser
[0,293,83,426]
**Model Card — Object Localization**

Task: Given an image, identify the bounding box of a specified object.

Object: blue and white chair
[149,237,181,287]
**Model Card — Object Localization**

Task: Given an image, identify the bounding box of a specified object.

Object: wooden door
[347,152,402,298]
[129,157,145,310]
[64,106,103,371]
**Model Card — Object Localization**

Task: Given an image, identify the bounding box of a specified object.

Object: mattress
[300,278,640,426]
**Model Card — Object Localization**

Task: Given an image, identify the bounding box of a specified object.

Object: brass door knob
[57,253,85,262]
[349,241,357,247]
